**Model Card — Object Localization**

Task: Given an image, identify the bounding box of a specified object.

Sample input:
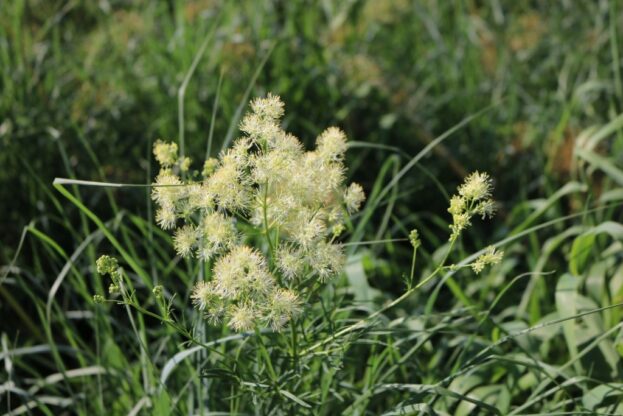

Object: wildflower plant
[150,93,364,332]
[94,95,503,340]
[89,94,505,413]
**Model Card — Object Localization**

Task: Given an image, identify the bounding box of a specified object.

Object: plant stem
[302,240,456,355]
[262,181,275,260]
[290,320,299,370]
[409,247,417,288]
[255,328,278,382]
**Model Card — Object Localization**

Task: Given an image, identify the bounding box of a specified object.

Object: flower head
[173,224,197,258]
[96,255,118,275]
[229,303,257,332]
[152,170,184,207]
[316,127,348,162]
[409,229,421,249]
[275,245,305,281]
[191,281,227,324]
[153,140,178,167]
[471,246,504,274]
[196,212,237,261]
[448,172,496,241]
[250,93,285,121]
[344,182,365,213]
[212,246,274,299]
[207,159,249,212]
[202,158,219,177]
[151,93,365,333]
[156,204,177,230]
[458,171,492,202]
[265,288,302,331]
[306,241,345,281]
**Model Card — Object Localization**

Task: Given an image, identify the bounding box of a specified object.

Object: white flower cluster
[152,93,365,332]
[471,245,503,274]
[448,171,496,242]
[446,172,503,274]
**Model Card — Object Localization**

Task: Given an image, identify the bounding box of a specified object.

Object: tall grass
[2,1,623,414]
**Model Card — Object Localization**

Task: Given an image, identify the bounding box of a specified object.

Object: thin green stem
[262,181,275,260]
[302,238,457,355]
[290,321,299,370]
[254,328,277,382]
[409,247,417,289]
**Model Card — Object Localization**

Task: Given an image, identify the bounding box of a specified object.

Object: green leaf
[279,389,311,408]
[575,147,623,185]
[345,253,381,303]
[569,232,596,275]
[570,222,623,275]
[555,273,582,373]
[582,383,623,410]
[152,390,172,416]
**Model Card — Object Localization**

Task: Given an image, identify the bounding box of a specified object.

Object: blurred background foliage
[2,0,623,414]
[3,0,621,253]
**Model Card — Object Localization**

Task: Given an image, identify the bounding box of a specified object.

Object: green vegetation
[2,0,623,414]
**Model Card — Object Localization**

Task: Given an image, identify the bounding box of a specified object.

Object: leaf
[345,253,381,303]
[279,389,311,408]
[579,112,623,151]
[569,233,596,275]
[570,221,623,275]
[575,147,623,186]
[152,390,172,416]
[582,383,623,410]
[555,273,582,373]
[455,385,509,416]
[511,182,587,234]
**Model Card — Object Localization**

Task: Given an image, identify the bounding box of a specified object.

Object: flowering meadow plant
[95,94,503,336]
[88,94,507,413]
[150,94,365,332]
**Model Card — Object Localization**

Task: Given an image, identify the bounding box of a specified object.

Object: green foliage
[2,0,623,414]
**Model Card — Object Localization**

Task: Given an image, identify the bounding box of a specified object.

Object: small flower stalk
[471,245,504,274]
[447,171,503,274]
[448,171,496,242]
[152,93,365,332]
